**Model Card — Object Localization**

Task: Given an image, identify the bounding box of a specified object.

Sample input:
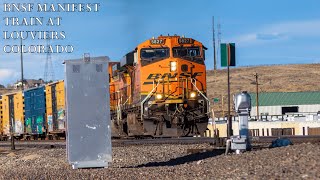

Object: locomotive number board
[178,38,194,44]
[150,39,166,45]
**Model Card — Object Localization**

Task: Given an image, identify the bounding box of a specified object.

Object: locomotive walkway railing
[141,79,161,120]
[190,78,211,116]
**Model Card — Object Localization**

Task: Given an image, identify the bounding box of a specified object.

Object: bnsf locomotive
[109,35,210,137]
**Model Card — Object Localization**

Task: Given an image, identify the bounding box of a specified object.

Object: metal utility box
[231,135,248,151]
[65,56,112,169]
[24,86,46,135]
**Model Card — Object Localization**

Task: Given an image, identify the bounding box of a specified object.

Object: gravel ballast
[0,143,319,179]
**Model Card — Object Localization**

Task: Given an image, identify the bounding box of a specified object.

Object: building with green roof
[249,91,320,116]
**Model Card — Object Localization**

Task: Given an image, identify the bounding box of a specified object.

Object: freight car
[45,80,66,140]
[24,86,46,140]
[0,91,24,140]
[0,99,3,139]
[0,82,66,141]
[109,35,211,137]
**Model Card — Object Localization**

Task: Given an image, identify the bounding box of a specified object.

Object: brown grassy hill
[0,88,15,96]
[1,64,319,116]
[207,63,320,116]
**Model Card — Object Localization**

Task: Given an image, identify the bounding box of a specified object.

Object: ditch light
[170,61,177,72]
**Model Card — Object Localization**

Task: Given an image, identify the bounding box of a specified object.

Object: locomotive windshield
[172,47,204,63]
[173,47,200,57]
[140,48,169,61]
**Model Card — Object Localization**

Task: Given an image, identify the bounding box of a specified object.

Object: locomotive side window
[140,48,169,64]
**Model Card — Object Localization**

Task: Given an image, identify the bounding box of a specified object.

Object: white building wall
[207,121,320,137]
[251,106,282,116]
[298,105,320,113]
[251,104,320,116]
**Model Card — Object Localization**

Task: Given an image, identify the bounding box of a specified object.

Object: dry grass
[0,89,15,96]
[207,63,320,115]
[1,64,319,115]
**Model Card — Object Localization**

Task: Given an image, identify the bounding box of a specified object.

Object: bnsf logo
[143,72,203,85]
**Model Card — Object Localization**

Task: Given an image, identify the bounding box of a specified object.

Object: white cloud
[313,59,320,63]
[267,20,320,37]
[256,33,285,40]
[0,52,69,84]
[0,69,19,84]
[0,69,14,78]
[228,19,320,46]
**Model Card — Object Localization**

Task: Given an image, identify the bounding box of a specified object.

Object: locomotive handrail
[190,78,211,116]
[141,79,161,120]
[122,95,131,106]
[117,91,122,123]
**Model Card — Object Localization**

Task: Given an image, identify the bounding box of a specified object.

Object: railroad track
[251,135,320,144]
[113,137,216,146]
[0,136,319,149]
[0,140,66,149]
[0,137,215,148]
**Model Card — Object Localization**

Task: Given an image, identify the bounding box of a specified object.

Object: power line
[44,39,55,82]
[20,38,24,91]
[217,21,222,68]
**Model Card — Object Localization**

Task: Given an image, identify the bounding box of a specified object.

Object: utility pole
[221,95,225,118]
[20,38,24,91]
[227,44,232,138]
[254,73,260,120]
[11,39,25,150]
[213,16,217,71]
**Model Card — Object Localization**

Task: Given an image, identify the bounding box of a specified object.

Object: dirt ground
[0,143,320,179]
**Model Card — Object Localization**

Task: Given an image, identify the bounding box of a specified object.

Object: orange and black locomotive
[109,35,210,137]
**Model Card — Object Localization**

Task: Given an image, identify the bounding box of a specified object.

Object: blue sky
[1,0,320,85]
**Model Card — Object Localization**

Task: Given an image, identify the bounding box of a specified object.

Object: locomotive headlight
[189,91,197,99]
[156,94,163,100]
[170,61,177,72]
